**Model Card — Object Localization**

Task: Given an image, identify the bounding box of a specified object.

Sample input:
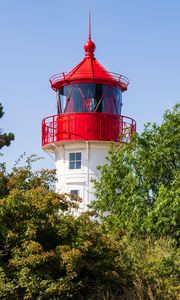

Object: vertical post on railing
[54,115,56,143]
[53,115,55,143]
[42,121,44,146]
[119,115,122,137]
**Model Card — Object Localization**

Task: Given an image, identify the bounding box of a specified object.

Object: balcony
[42,113,136,148]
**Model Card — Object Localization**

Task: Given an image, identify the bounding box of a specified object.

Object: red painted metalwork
[42,113,136,146]
[49,25,129,92]
[42,18,136,149]
[50,70,129,92]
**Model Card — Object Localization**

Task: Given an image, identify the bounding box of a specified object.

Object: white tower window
[70,190,79,200]
[69,152,81,169]
[70,189,79,196]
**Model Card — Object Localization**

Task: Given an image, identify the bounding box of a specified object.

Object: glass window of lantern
[66,85,83,113]
[59,85,73,113]
[112,87,122,114]
[101,85,117,114]
[59,83,122,114]
[78,83,103,112]
[69,152,81,169]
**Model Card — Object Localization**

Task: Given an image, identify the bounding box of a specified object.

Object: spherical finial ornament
[84,38,96,57]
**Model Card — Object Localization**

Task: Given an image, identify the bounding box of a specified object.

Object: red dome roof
[50,37,129,92]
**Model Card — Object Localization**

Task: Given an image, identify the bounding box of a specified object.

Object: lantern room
[42,24,136,149]
[57,83,122,114]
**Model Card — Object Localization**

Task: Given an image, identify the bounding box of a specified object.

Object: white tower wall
[54,141,110,212]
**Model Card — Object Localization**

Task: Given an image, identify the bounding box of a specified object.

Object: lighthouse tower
[42,19,136,212]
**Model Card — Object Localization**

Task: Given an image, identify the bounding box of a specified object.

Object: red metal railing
[42,113,136,147]
[49,71,129,88]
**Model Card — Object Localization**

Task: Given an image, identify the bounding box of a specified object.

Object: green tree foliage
[0,157,136,299]
[120,236,179,300]
[92,104,180,239]
[0,159,179,300]
[0,103,14,149]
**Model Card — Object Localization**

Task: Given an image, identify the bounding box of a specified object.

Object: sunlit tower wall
[42,20,136,213]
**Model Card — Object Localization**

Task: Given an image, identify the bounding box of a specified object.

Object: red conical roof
[50,25,129,92]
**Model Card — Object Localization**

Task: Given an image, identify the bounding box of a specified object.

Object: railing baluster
[53,115,54,143]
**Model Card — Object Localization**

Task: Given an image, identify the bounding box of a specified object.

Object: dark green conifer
[0,103,14,149]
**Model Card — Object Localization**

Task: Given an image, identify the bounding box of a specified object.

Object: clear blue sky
[0,0,180,170]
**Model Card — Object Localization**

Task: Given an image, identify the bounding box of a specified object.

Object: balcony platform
[42,113,136,149]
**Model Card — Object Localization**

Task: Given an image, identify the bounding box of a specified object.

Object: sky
[0,0,180,171]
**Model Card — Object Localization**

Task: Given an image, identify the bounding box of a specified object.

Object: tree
[119,235,179,300]
[92,104,180,239]
[0,155,179,299]
[0,103,14,149]
[0,157,135,299]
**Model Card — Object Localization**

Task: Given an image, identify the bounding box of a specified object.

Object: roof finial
[88,10,91,40]
[84,11,96,57]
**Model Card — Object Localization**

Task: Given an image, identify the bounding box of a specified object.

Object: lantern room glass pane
[113,87,122,114]
[66,84,83,113]
[102,86,117,114]
[79,83,102,112]
[60,95,66,112]
[59,85,73,113]
[58,83,122,114]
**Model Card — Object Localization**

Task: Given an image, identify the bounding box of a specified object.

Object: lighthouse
[42,18,136,212]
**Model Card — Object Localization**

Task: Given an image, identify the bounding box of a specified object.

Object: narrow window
[70,189,79,200]
[69,152,81,169]
[70,190,79,196]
